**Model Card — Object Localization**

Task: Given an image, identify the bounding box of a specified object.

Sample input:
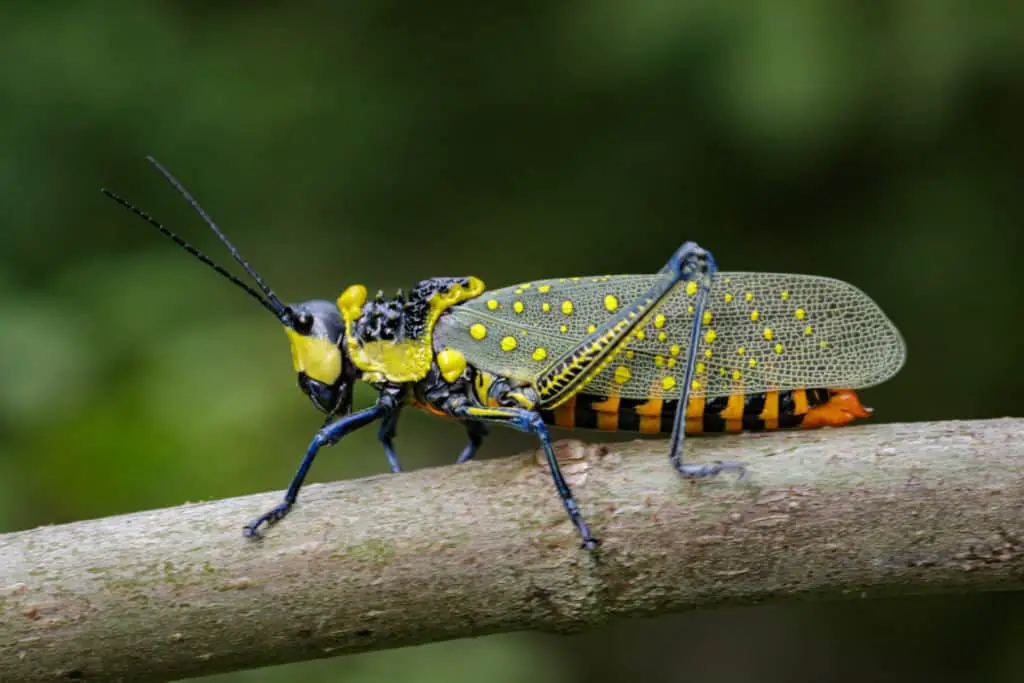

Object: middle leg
[377,403,404,473]
[449,402,598,550]
[456,421,488,464]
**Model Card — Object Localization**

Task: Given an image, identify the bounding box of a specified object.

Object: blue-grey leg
[377,404,404,473]
[451,404,598,550]
[456,421,488,464]
[244,401,390,538]
[667,248,746,479]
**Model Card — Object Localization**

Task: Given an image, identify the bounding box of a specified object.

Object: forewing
[433,272,906,400]
[433,275,654,384]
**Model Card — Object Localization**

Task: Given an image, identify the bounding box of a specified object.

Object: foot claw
[581,537,601,551]
[677,460,747,480]
[242,502,292,539]
[242,523,263,539]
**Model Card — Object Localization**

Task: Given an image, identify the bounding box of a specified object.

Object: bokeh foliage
[1,2,1022,682]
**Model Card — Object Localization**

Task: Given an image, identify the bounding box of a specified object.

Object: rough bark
[2,418,1022,683]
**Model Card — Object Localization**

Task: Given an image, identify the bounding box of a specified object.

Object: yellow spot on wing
[532,347,547,361]
[732,369,741,380]
[542,303,551,312]
[284,327,342,384]
[805,325,813,335]
[486,299,499,310]
[724,293,733,302]
[670,344,680,356]
[654,314,666,328]
[702,311,713,325]
[763,327,774,341]
[704,329,717,343]
[781,291,789,300]
[587,324,597,334]
[561,301,574,315]
[513,301,524,314]
[655,355,665,367]
[560,325,568,333]
[795,308,806,320]
[635,330,646,340]
[614,366,631,384]
[750,310,760,321]
[657,331,667,342]
[686,281,698,296]
[469,323,487,340]
[604,295,619,312]
[774,343,784,354]
[538,285,551,293]
[662,376,676,390]
[749,358,757,368]
[501,336,517,352]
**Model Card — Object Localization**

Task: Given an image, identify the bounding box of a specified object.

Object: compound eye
[294,311,314,335]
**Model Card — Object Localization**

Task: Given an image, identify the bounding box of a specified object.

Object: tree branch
[2,418,1023,682]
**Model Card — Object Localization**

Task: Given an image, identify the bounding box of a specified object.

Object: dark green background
[1,3,1021,682]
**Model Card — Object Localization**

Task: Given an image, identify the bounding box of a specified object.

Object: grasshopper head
[284,300,353,416]
[103,157,355,419]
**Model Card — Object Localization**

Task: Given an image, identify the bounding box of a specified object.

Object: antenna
[100,188,289,321]
[142,156,290,319]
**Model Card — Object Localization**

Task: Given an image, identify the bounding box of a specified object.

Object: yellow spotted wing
[432,273,906,401]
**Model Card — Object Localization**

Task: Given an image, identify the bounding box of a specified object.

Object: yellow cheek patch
[284,327,342,384]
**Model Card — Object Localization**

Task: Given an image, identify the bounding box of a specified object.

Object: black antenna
[100,188,288,321]
[142,156,291,320]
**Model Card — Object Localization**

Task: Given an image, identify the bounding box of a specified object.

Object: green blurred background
[1,2,1022,681]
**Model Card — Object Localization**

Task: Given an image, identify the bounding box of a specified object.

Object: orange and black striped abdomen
[540,388,871,434]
